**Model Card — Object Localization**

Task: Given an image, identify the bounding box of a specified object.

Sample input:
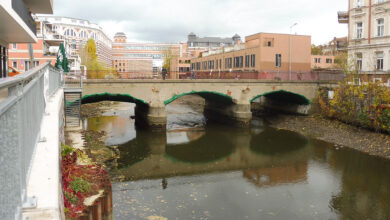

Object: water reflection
[250,128,308,155]
[84,102,390,220]
[243,162,308,187]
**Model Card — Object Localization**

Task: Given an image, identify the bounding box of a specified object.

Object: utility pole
[289,23,298,80]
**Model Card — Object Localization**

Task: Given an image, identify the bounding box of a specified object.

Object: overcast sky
[53,0,348,45]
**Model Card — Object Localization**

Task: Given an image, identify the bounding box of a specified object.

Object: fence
[0,63,64,220]
[92,70,345,81]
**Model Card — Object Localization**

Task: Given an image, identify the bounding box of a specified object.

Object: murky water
[86,102,390,220]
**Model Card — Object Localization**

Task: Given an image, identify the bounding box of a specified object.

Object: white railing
[0,63,63,220]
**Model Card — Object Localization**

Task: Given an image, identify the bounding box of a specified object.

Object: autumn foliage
[61,145,111,219]
[319,81,390,133]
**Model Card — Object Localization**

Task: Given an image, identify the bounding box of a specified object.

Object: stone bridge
[77,79,337,129]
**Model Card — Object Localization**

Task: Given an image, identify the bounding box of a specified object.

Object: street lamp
[289,22,298,80]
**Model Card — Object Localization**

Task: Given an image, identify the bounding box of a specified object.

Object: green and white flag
[55,43,70,72]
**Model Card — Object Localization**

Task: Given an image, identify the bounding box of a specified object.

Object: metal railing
[0,63,63,220]
[78,70,345,81]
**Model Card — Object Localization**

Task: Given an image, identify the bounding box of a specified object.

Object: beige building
[112,32,180,77]
[191,33,311,75]
[339,0,390,84]
[311,55,336,69]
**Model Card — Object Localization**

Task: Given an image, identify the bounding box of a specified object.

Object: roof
[189,37,234,44]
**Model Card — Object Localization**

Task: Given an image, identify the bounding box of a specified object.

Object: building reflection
[243,162,308,187]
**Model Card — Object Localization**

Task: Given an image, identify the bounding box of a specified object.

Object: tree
[311,44,323,55]
[80,39,118,79]
[162,48,173,71]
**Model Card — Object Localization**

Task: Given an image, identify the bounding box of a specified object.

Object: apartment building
[0,0,53,78]
[8,19,70,72]
[35,15,112,70]
[112,32,180,77]
[339,0,390,82]
[191,33,311,74]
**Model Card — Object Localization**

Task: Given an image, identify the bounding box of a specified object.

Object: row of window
[354,52,384,71]
[355,18,385,39]
[355,0,386,8]
[191,54,256,70]
[63,28,100,41]
[313,58,333,64]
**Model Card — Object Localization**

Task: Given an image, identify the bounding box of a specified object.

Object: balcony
[338,11,349,24]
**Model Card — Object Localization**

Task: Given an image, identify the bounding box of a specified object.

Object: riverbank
[267,114,390,159]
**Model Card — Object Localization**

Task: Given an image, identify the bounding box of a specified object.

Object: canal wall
[22,89,65,220]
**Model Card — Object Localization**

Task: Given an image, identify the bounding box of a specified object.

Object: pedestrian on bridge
[162,68,167,80]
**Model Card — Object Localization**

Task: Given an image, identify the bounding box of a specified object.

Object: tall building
[8,18,70,72]
[191,32,311,74]
[112,32,180,78]
[339,0,390,81]
[0,0,53,78]
[187,32,241,48]
[35,15,113,71]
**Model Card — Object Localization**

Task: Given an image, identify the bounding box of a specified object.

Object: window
[234,57,240,68]
[377,0,384,4]
[376,52,384,70]
[356,22,363,39]
[251,54,256,67]
[275,54,282,67]
[12,61,17,68]
[12,43,17,49]
[33,61,39,67]
[0,46,8,78]
[64,29,76,37]
[245,55,250,67]
[79,31,88,38]
[326,58,333,64]
[267,41,272,47]
[356,53,362,71]
[229,58,232,68]
[377,18,384,37]
[24,61,31,71]
[356,0,363,7]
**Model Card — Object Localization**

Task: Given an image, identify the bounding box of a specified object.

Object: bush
[319,81,390,133]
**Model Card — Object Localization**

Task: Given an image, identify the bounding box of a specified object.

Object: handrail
[0,62,51,89]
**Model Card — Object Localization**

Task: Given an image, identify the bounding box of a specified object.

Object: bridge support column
[135,103,167,131]
[204,103,252,127]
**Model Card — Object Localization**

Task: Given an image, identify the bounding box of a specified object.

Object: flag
[55,43,70,72]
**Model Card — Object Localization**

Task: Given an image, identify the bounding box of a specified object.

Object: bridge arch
[164,90,233,105]
[251,90,310,105]
[81,92,148,106]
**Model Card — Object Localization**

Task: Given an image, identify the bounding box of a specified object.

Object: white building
[339,0,390,76]
[36,15,113,71]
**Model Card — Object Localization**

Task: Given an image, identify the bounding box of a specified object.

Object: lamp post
[289,22,298,80]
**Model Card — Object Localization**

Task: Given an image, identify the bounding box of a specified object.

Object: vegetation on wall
[319,81,390,133]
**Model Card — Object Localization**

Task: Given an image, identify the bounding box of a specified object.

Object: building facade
[191,33,311,74]
[339,0,390,82]
[311,55,336,69]
[8,19,70,73]
[0,0,53,78]
[112,32,180,78]
[35,15,112,71]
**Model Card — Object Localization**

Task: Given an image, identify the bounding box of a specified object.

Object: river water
[85,102,390,220]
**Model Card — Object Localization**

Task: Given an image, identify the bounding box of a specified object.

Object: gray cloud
[53,0,348,44]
